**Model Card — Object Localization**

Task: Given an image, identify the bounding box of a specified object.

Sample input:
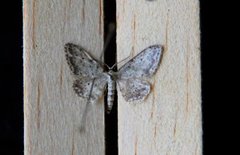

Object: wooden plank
[23,0,104,154]
[117,0,202,154]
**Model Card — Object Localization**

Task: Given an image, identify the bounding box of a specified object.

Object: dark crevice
[103,0,118,155]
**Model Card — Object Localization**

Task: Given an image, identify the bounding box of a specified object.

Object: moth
[65,43,163,113]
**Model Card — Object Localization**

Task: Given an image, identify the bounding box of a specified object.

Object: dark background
[0,0,232,155]
[0,0,23,155]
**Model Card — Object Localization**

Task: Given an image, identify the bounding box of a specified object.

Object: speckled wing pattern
[117,79,151,102]
[65,43,107,101]
[73,77,107,101]
[117,45,162,101]
[65,43,104,77]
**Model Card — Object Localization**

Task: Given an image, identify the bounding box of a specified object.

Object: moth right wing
[118,45,163,79]
[65,43,104,78]
[117,79,151,102]
[117,45,162,102]
[73,76,107,102]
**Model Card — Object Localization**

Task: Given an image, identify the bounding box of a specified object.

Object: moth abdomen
[106,75,116,113]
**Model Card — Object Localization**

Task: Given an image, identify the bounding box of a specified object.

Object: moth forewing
[64,43,105,78]
[118,45,163,79]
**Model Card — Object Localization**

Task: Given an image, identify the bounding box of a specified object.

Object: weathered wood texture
[23,0,104,154]
[117,0,202,155]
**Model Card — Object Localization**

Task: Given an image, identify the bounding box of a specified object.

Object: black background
[0,0,232,154]
[0,1,23,155]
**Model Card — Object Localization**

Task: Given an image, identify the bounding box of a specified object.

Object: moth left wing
[65,43,104,78]
[117,79,150,102]
[118,45,163,79]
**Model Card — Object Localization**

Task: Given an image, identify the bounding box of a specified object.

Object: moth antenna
[80,78,96,132]
[103,63,111,70]
[99,23,115,62]
[110,55,131,70]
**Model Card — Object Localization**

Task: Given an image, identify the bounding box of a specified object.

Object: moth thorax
[106,75,115,113]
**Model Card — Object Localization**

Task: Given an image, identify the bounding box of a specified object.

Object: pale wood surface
[23,0,104,154]
[117,0,202,155]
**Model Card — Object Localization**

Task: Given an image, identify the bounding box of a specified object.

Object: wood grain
[117,0,202,154]
[23,0,104,154]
